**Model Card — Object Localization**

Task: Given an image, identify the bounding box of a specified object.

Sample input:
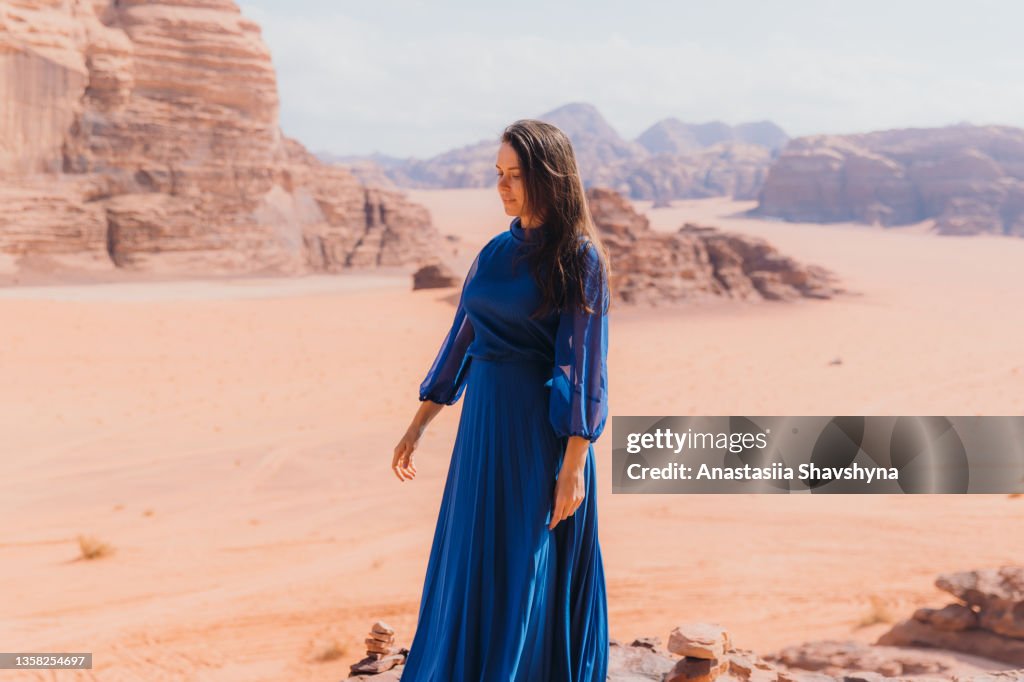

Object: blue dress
[402,216,610,681]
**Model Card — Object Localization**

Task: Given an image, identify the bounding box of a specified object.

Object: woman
[392,119,611,681]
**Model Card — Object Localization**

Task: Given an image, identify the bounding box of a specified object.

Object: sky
[239,0,1024,159]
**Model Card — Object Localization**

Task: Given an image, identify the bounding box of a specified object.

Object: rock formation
[879,567,1024,666]
[585,187,843,305]
[0,0,440,280]
[411,262,459,290]
[602,142,775,204]
[754,125,1024,237]
[769,640,986,679]
[664,622,736,682]
[339,619,1024,681]
[340,571,1024,680]
[331,103,786,204]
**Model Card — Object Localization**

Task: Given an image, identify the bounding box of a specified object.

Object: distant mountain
[538,102,649,166]
[317,151,410,170]
[735,121,790,150]
[754,124,1024,236]
[320,103,788,203]
[636,119,789,155]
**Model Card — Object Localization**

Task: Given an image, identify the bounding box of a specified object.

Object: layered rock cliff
[585,187,842,305]
[754,125,1024,237]
[0,0,439,278]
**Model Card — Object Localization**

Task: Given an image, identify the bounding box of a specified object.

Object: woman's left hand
[549,459,586,530]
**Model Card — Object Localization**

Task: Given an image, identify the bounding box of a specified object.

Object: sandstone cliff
[0,0,440,279]
[754,125,1024,237]
[585,187,842,305]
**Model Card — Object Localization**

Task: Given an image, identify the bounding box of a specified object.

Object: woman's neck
[520,214,543,229]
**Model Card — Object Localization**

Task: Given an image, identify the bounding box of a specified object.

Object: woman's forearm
[563,435,590,472]
[410,399,445,433]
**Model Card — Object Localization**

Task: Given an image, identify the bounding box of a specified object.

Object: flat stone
[668,623,730,660]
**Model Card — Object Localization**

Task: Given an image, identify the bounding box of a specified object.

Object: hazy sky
[239,0,1024,158]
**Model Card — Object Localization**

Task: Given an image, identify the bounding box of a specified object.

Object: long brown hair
[501,119,612,319]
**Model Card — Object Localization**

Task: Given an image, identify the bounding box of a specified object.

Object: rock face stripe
[1,0,440,276]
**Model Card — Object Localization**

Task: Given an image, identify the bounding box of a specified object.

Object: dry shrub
[77,535,114,560]
[854,594,896,629]
[311,637,348,663]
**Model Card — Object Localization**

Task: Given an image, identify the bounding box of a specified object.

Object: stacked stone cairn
[347,621,408,677]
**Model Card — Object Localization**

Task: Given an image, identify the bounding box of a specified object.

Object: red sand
[2,191,1022,680]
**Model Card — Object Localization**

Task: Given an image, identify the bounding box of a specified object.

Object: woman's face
[496,142,529,221]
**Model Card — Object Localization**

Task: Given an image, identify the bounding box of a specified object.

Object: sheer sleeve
[418,252,481,405]
[548,241,610,442]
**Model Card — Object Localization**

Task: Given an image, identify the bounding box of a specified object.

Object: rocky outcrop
[0,0,440,279]
[768,639,986,679]
[332,103,785,204]
[411,262,459,290]
[585,187,843,305]
[339,620,1023,681]
[879,567,1024,666]
[754,125,1024,236]
[608,637,678,680]
[602,142,775,204]
[341,570,1024,680]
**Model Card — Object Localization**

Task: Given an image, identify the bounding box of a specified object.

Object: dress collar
[509,216,545,242]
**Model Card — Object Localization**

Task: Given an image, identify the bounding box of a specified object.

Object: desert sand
[2,189,1023,680]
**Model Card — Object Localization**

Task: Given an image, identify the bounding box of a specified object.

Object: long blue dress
[401,216,610,681]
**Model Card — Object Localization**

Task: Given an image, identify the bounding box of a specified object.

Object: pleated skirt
[401,356,608,682]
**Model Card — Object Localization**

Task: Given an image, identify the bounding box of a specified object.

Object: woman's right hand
[392,425,421,482]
